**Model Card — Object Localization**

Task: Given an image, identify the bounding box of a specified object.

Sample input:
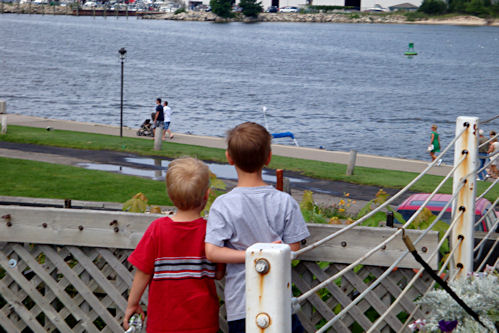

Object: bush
[418,0,447,14]
[210,0,233,18]
[174,7,185,14]
[239,0,262,17]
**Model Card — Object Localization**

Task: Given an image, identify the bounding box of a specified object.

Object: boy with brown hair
[205,122,310,332]
[124,157,223,333]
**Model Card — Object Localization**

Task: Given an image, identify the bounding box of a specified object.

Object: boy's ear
[204,188,210,200]
[265,151,272,166]
[225,150,235,165]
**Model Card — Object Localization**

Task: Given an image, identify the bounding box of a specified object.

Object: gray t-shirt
[205,185,310,321]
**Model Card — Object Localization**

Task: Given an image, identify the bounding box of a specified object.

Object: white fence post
[246,243,292,332]
[451,116,478,279]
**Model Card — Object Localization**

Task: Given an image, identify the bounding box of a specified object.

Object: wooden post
[0,100,6,135]
[346,149,357,176]
[153,128,163,151]
[276,169,283,191]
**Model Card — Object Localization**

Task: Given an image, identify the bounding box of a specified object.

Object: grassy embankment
[0,125,497,203]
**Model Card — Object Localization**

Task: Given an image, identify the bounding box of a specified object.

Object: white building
[191,0,421,12]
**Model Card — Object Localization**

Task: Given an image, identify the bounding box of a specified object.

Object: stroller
[136,113,155,137]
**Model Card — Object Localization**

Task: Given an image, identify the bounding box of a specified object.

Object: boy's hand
[123,305,145,330]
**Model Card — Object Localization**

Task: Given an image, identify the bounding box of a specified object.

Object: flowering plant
[414,265,499,332]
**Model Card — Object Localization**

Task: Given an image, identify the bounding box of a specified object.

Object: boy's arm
[215,263,226,280]
[288,241,301,252]
[123,269,151,330]
[205,243,245,264]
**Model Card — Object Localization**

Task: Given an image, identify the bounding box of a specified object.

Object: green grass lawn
[1,125,497,202]
[0,156,173,206]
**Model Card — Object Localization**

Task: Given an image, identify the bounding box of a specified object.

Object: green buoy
[404,42,418,56]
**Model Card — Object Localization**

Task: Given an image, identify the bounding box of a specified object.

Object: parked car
[279,6,299,12]
[265,5,278,12]
[396,193,498,232]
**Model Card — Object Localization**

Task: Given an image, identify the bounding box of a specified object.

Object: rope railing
[293,125,469,260]
[474,151,499,178]
[478,133,498,149]
[397,234,464,332]
[294,156,467,307]
[313,187,466,333]
[476,238,499,272]
[476,177,498,201]
[359,209,465,333]
[473,218,499,253]
[473,198,497,228]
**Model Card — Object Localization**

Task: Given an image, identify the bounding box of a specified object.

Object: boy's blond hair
[226,122,272,173]
[166,157,210,210]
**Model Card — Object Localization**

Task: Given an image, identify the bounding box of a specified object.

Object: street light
[119,47,127,138]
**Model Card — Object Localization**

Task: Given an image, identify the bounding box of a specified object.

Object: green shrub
[174,7,185,14]
[210,0,233,18]
[239,0,262,17]
[418,0,447,14]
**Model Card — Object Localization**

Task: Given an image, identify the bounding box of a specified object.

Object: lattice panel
[0,242,229,333]
[293,262,432,333]
[1,242,432,333]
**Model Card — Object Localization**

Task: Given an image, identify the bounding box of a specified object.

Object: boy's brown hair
[166,157,210,210]
[226,122,272,173]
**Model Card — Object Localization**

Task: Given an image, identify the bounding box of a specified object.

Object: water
[79,157,306,184]
[0,14,498,161]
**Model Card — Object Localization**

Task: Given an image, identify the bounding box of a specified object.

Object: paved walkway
[3,113,451,176]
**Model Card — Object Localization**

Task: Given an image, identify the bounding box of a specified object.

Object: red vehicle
[396,193,497,232]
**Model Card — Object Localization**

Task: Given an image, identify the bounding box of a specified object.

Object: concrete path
[3,113,452,176]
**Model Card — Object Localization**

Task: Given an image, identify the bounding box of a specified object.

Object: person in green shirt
[429,124,441,163]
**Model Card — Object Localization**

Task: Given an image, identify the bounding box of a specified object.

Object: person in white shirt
[162,101,174,140]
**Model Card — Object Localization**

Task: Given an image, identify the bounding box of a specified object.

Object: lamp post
[119,47,127,138]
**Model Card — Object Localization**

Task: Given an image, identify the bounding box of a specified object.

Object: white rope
[478,133,498,149]
[473,198,498,228]
[473,218,499,252]
[315,199,465,333]
[476,178,499,201]
[365,215,464,333]
[396,236,465,333]
[476,238,499,272]
[295,159,466,306]
[474,151,499,178]
[449,265,463,282]
[293,135,468,260]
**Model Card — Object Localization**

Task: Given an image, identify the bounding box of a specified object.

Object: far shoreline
[1,5,498,26]
[152,12,499,26]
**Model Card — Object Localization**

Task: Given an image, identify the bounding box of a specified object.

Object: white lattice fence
[292,262,432,332]
[0,205,439,333]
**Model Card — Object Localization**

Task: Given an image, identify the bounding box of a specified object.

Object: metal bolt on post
[451,116,478,279]
[246,243,292,332]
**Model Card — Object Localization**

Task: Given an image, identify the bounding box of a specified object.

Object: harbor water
[0,14,497,161]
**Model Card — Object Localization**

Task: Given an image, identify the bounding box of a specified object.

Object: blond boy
[124,157,223,332]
